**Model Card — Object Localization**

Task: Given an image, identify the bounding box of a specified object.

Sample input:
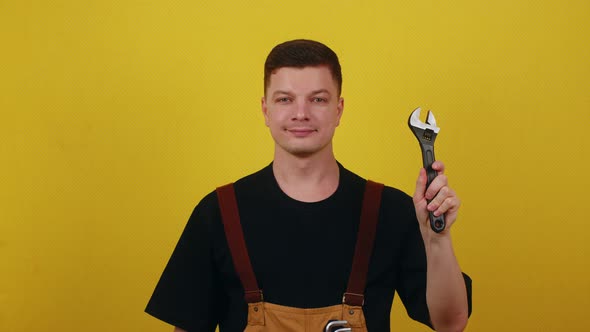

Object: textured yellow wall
[1,1,588,331]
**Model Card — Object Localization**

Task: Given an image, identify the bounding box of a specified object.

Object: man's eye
[276,97,291,103]
[312,97,327,103]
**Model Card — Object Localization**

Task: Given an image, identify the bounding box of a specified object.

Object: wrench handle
[420,144,446,233]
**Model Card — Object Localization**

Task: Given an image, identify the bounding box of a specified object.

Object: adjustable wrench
[408,107,446,233]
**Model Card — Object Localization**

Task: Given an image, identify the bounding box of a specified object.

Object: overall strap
[216,183,263,303]
[343,180,384,306]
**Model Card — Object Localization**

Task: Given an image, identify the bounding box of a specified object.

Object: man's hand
[412,161,461,239]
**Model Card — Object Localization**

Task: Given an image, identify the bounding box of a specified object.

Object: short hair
[264,39,342,95]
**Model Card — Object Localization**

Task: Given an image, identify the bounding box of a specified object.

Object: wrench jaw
[408,107,440,145]
[426,111,438,128]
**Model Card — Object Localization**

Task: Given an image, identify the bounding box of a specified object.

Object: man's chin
[289,149,316,158]
[281,143,330,158]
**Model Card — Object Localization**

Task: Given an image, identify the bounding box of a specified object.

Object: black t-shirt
[145,163,472,331]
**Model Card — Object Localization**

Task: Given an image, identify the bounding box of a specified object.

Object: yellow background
[1,0,588,331]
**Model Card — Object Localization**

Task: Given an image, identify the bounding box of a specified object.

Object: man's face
[262,66,343,158]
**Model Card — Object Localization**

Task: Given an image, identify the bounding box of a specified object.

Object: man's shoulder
[199,163,274,206]
[233,163,274,188]
[187,164,273,227]
[339,163,411,202]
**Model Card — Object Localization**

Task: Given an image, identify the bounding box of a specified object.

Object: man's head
[261,40,344,159]
[264,39,342,96]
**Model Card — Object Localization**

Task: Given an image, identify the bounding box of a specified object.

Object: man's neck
[272,148,340,203]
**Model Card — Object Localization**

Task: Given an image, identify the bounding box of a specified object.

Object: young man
[146,39,472,332]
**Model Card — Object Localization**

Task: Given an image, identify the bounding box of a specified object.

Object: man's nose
[293,100,310,120]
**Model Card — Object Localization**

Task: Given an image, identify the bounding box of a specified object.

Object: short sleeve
[145,192,224,331]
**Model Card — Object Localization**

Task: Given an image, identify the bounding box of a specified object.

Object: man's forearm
[424,234,468,332]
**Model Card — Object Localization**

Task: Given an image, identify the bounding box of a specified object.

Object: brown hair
[264,39,342,95]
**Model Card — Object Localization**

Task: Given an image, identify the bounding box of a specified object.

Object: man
[146,39,472,331]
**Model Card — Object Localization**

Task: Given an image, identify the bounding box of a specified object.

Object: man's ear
[261,97,269,127]
[335,97,344,126]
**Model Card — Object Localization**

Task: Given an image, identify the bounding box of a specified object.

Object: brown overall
[216,180,384,332]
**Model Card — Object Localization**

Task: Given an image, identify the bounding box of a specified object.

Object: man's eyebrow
[310,89,330,95]
[271,90,293,97]
[271,89,331,97]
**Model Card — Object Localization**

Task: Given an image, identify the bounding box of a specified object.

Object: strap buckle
[342,292,364,306]
[245,289,264,303]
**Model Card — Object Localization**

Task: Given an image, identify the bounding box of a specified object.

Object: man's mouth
[286,128,317,137]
